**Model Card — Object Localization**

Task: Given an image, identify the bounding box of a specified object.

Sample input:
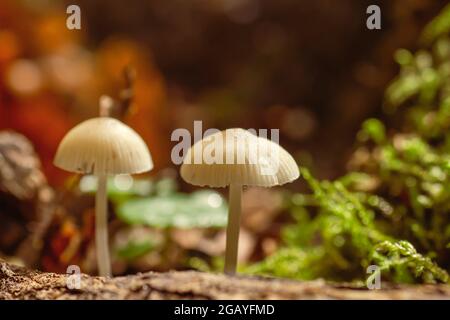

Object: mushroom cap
[54,117,153,175]
[180,128,299,187]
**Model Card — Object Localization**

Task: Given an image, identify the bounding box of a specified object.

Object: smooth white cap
[180,128,299,187]
[54,117,153,175]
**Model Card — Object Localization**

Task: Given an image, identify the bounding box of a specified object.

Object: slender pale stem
[224,183,242,274]
[95,174,111,277]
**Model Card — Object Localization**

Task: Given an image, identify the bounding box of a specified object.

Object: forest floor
[1,260,450,300]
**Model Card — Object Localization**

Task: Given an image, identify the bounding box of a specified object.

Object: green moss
[245,6,450,284]
[371,240,448,283]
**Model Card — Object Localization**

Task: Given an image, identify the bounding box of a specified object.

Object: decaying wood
[1,260,449,300]
[0,131,48,200]
[0,131,56,266]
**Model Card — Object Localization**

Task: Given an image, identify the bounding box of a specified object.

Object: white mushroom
[180,128,299,274]
[54,114,152,277]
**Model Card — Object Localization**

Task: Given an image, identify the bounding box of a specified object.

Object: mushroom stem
[224,183,242,274]
[95,173,111,277]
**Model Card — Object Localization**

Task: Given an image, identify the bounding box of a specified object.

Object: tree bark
[1,260,450,300]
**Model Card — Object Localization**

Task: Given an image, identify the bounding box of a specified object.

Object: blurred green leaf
[386,73,422,106]
[155,177,177,196]
[117,190,228,228]
[116,240,155,261]
[79,175,154,196]
[394,49,414,66]
[421,3,450,44]
[361,119,386,144]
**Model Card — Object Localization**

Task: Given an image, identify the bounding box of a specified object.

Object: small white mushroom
[180,128,299,274]
[54,115,153,277]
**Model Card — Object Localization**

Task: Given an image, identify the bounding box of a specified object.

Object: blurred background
[1,0,450,281]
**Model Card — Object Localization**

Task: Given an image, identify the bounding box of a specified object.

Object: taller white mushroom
[180,128,299,274]
[54,107,153,277]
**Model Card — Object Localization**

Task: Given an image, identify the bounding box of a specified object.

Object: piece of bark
[0,131,57,266]
[1,260,449,300]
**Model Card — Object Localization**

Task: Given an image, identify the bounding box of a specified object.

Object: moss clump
[247,5,450,284]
